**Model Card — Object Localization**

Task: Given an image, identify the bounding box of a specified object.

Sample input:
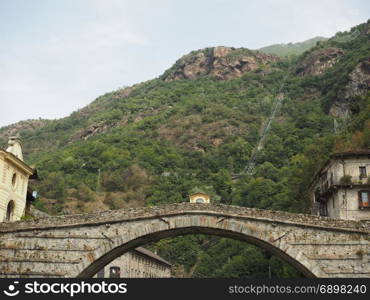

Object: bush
[339,175,352,185]
[72,184,96,202]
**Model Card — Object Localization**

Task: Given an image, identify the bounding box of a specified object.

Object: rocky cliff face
[69,122,110,142]
[296,47,344,76]
[329,58,370,118]
[162,46,279,81]
[0,119,48,141]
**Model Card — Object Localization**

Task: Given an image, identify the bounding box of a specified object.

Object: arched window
[196,198,205,203]
[11,173,17,187]
[109,266,120,278]
[6,201,15,221]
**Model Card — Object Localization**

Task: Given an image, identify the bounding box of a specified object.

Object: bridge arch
[0,203,368,278]
[77,224,315,278]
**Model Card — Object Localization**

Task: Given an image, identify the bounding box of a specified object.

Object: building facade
[95,247,171,278]
[0,137,34,221]
[189,192,211,203]
[310,150,370,221]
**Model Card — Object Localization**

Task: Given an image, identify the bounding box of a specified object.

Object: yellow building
[0,137,35,221]
[189,192,211,203]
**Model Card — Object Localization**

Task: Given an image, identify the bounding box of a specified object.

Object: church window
[6,201,15,221]
[196,198,205,203]
[11,173,17,187]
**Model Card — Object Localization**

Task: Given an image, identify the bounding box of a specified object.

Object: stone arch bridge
[0,203,369,278]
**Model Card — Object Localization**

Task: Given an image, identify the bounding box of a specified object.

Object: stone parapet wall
[0,203,368,234]
[0,203,369,278]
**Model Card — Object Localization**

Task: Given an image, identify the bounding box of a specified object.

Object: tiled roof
[331,149,370,158]
[134,247,171,266]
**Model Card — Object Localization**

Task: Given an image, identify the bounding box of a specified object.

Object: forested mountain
[258,36,328,57]
[1,20,369,278]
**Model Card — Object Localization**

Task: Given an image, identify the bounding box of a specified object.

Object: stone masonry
[0,203,369,278]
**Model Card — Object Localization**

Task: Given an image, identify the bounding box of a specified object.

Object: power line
[233,68,292,179]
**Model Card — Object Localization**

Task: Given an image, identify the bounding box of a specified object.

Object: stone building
[310,150,370,221]
[95,247,171,278]
[0,137,36,221]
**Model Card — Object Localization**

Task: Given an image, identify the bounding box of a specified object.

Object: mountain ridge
[1,19,369,278]
[258,36,328,57]
[0,20,369,213]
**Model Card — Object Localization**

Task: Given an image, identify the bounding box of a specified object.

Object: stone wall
[0,203,368,278]
[1,203,368,233]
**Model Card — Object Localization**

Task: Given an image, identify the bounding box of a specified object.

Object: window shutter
[359,190,370,208]
[364,191,370,207]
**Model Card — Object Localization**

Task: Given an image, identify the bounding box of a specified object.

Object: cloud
[0,1,154,126]
[237,0,369,46]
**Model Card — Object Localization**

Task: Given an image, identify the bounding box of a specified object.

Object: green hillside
[1,20,369,278]
[259,36,328,57]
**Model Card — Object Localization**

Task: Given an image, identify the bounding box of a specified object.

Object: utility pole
[97,168,101,193]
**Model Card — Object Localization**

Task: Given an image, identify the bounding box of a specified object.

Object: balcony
[314,184,337,202]
[315,175,370,202]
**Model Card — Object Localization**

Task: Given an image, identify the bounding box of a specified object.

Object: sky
[0,0,369,127]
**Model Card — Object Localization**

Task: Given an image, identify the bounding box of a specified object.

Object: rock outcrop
[329,58,370,118]
[162,46,279,81]
[69,122,110,142]
[0,119,48,141]
[296,47,344,76]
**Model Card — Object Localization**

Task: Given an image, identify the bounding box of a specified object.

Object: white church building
[0,136,36,221]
